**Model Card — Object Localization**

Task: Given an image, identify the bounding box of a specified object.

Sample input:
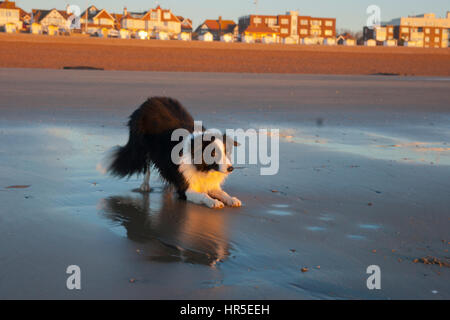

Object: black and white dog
[105,97,241,209]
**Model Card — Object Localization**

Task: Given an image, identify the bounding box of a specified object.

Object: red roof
[177,16,192,25]
[0,1,18,9]
[201,19,236,31]
[244,25,278,34]
[140,6,180,22]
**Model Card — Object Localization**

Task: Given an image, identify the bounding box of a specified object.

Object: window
[164,12,170,20]
[425,28,430,34]
[300,29,308,35]
[425,36,430,41]
[435,29,440,34]
[281,28,288,34]
[151,12,157,20]
[435,37,440,42]
[325,20,333,27]
[311,20,321,26]
[325,30,332,36]
[402,27,409,33]
[281,18,289,24]
[268,18,276,26]
[253,17,261,24]
[300,19,308,25]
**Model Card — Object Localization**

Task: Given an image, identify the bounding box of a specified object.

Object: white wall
[0,8,21,28]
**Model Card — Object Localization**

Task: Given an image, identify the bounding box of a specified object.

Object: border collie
[106,97,241,209]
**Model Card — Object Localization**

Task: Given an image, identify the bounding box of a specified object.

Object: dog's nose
[227,166,234,173]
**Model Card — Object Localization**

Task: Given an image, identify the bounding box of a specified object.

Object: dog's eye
[211,150,216,157]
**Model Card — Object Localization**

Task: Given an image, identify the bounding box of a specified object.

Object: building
[393,13,450,48]
[30,22,42,34]
[19,8,31,27]
[323,37,336,45]
[156,31,169,40]
[177,16,193,33]
[199,31,213,42]
[241,25,278,42]
[31,9,70,33]
[363,25,395,43]
[337,33,356,46]
[221,33,233,43]
[80,5,116,35]
[242,34,254,43]
[365,39,377,46]
[119,28,129,39]
[121,5,181,36]
[196,17,237,40]
[196,17,238,40]
[365,12,450,48]
[0,1,23,31]
[111,13,123,30]
[178,31,191,41]
[238,10,336,43]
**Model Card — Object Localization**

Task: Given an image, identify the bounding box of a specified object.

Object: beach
[0,33,450,76]
[0,69,449,299]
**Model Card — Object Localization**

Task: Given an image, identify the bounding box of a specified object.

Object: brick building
[238,10,336,42]
[365,12,450,48]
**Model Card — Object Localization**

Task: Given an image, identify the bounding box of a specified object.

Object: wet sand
[0,68,449,299]
[1,33,450,76]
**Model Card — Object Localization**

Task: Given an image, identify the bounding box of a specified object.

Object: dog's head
[187,131,238,174]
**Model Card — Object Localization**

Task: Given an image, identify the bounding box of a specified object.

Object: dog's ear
[223,134,240,147]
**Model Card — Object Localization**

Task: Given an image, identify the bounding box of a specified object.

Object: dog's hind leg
[140,164,151,192]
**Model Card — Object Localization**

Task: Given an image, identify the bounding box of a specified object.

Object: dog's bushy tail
[100,134,148,178]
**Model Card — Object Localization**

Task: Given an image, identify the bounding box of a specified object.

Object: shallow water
[0,70,449,299]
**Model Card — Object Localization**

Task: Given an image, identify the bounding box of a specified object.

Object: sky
[15,0,450,31]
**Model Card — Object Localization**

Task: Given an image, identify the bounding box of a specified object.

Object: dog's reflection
[99,189,231,266]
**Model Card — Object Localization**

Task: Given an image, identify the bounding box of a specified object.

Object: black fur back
[107,97,195,197]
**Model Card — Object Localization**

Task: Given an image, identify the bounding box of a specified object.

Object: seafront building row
[1,1,449,47]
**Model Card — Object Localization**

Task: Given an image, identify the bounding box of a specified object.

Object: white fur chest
[179,163,227,193]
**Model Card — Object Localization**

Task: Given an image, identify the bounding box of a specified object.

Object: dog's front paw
[228,197,242,207]
[207,199,225,209]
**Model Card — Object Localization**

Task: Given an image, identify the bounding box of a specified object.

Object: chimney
[447,11,450,19]
[123,7,128,16]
